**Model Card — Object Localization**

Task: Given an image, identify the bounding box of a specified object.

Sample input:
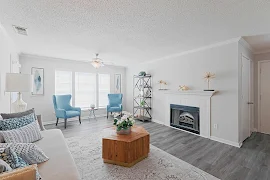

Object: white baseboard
[151,119,242,148]
[43,114,107,125]
[210,136,242,148]
[253,128,258,132]
[151,119,164,125]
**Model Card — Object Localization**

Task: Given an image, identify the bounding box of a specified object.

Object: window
[98,74,110,108]
[75,72,96,108]
[54,71,112,109]
[55,71,72,95]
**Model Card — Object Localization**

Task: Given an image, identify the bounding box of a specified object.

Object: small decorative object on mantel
[179,85,189,91]
[204,72,215,91]
[158,80,168,90]
[138,71,146,76]
[113,112,135,135]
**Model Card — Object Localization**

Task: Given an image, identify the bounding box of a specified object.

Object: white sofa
[35,129,80,180]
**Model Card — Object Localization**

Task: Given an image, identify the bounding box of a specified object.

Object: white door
[260,61,270,134]
[241,55,251,142]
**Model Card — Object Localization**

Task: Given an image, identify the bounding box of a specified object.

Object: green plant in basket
[113,112,135,131]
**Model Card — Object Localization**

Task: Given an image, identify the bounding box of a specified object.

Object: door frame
[241,54,253,139]
[258,60,270,132]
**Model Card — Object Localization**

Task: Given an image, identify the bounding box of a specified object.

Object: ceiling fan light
[91,61,103,68]
[91,53,105,69]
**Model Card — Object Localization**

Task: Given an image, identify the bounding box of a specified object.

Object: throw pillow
[0,159,12,173]
[0,143,49,165]
[0,108,37,120]
[0,113,36,131]
[0,147,28,169]
[1,109,46,131]
[0,148,41,180]
[0,122,42,143]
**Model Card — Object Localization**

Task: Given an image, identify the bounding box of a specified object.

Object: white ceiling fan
[90,53,114,69]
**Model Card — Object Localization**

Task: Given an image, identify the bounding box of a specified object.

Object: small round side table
[88,108,98,120]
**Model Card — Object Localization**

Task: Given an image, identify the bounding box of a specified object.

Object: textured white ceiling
[1,0,270,66]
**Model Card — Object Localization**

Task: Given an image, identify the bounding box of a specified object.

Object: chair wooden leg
[64,118,67,129]
[79,116,81,124]
[56,118,59,126]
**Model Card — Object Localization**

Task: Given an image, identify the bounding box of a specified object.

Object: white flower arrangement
[113,112,135,131]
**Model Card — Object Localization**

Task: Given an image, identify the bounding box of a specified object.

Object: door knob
[247,102,254,105]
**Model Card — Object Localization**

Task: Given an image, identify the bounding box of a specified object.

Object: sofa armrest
[0,164,37,180]
[36,115,46,131]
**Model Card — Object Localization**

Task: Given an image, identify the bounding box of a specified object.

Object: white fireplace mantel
[165,90,217,96]
[165,90,217,138]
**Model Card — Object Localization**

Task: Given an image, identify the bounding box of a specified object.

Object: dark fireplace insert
[170,104,200,134]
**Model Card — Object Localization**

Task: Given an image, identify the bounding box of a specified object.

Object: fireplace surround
[165,90,216,138]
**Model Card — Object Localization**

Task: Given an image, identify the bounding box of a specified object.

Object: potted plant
[140,100,146,107]
[113,112,135,135]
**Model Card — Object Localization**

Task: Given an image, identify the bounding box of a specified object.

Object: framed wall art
[114,74,121,93]
[31,67,44,95]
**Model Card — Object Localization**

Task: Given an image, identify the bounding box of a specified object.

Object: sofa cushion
[35,129,80,180]
[0,143,49,165]
[0,122,42,143]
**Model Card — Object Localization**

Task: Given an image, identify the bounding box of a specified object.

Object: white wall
[20,54,126,124]
[0,24,18,113]
[126,41,240,144]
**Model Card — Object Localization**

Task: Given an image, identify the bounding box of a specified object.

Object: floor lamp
[5,73,32,112]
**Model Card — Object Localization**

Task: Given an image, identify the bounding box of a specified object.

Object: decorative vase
[116,127,131,135]
[90,104,95,109]
[138,71,146,76]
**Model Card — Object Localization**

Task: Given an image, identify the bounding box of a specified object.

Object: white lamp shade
[5,73,32,92]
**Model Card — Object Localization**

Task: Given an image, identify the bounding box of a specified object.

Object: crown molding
[142,37,241,65]
[19,53,126,68]
[239,37,255,53]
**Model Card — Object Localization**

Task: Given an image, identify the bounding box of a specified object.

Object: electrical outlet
[214,124,218,129]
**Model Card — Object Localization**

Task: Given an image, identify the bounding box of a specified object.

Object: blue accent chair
[53,95,81,128]
[107,94,123,119]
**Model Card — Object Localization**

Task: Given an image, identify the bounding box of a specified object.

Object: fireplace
[170,104,200,134]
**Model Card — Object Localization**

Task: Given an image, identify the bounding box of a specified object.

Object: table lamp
[5,73,32,112]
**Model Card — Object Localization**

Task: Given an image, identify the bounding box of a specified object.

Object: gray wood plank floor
[45,117,270,180]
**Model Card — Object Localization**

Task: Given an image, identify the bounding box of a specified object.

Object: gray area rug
[66,133,219,180]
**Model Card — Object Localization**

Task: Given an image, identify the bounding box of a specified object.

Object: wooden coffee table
[102,126,150,167]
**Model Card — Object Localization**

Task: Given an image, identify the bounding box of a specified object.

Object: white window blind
[75,72,96,108]
[98,74,110,108]
[55,71,72,95]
